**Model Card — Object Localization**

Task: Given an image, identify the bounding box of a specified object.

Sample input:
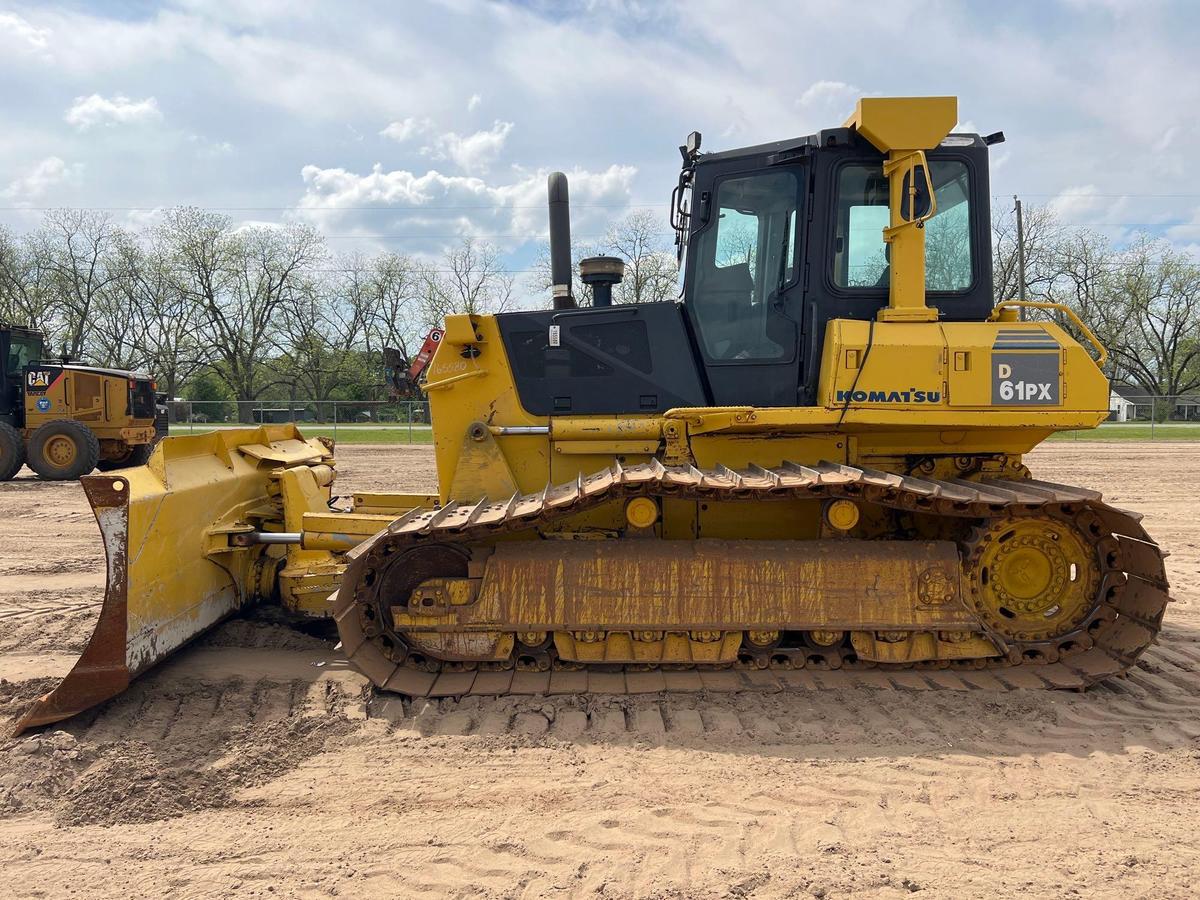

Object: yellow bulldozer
[1,324,164,481]
[16,97,1172,734]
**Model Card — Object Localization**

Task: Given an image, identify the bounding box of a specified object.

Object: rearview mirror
[901,165,933,221]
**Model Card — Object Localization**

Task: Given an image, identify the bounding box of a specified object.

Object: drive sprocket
[962,511,1105,643]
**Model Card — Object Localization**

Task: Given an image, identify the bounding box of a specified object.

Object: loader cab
[0,325,44,425]
[677,128,994,406]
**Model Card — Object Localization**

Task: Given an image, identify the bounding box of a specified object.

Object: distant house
[1175,394,1200,420]
[1109,383,1200,421]
[1109,383,1147,422]
[1109,390,1132,422]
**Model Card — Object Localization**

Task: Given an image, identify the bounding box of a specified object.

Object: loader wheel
[0,423,25,481]
[97,441,155,471]
[27,420,101,481]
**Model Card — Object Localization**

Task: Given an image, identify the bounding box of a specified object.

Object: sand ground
[0,443,1197,899]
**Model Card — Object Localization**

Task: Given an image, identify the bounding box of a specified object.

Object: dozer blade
[14,426,334,735]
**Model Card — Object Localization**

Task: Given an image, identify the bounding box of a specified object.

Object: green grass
[1046,422,1200,442]
[168,424,434,444]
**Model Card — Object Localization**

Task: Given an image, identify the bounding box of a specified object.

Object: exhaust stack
[547,172,575,310]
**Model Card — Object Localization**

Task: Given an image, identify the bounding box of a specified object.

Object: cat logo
[26,369,53,391]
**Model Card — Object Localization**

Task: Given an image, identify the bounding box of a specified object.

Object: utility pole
[1014,195,1026,320]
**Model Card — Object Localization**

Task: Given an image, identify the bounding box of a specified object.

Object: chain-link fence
[165,400,434,443]
[1054,393,1200,441]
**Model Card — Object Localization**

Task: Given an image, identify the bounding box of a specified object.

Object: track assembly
[332,460,1172,697]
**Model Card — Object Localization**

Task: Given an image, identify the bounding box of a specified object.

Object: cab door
[683,163,806,407]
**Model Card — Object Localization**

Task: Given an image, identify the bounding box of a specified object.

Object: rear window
[832,160,973,292]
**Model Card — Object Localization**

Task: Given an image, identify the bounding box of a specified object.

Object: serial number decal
[835,388,942,403]
[992,352,1060,406]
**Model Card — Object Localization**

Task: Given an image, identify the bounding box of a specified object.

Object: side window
[691,171,799,361]
[833,160,973,292]
[7,337,36,375]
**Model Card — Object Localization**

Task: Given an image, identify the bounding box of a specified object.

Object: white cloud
[296,160,636,251]
[798,80,862,113]
[1048,185,1107,222]
[0,0,1198,262]
[187,134,235,158]
[64,94,162,131]
[380,117,434,143]
[1153,125,1178,153]
[0,12,50,56]
[421,121,514,173]
[1,156,82,202]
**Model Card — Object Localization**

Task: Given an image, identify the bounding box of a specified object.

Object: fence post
[408,401,413,443]
[333,401,338,441]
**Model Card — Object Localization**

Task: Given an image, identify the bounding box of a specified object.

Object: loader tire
[97,440,155,471]
[27,420,101,481]
[0,423,25,481]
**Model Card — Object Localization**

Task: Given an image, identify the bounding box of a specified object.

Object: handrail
[989,300,1108,366]
[420,368,487,393]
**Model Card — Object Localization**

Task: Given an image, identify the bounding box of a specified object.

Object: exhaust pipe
[548,172,575,310]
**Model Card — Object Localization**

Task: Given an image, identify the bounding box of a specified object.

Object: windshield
[689,170,798,361]
[6,331,43,376]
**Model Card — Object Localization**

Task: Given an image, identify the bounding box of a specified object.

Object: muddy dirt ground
[1,443,1197,899]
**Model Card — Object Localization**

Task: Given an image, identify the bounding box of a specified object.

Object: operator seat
[696,262,754,358]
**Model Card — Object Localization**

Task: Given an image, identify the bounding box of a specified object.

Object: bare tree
[421,238,514,330]
[992,202,1060,303]
[358,251,424,358]
[602,209,679,304]
[1090,236,1200,397]
[276,266,373,406]
[114,233,206,396]
[161,208,326,417]
[27,209,124,359]
[529,210,679,306]
[87,234,143,371]
[0,226,56,336]
[1038,230,1123,377]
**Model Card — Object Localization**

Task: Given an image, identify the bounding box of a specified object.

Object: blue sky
[2,0,1199,293]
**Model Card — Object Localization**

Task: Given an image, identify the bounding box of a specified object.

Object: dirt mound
[200,616,333,652]
[0,676,59,723]
[0,730,92,816]
[56,716,354,827]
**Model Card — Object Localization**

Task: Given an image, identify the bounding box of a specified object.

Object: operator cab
[675,127,993,406]
[495,100,998,415]
[0,325,45,424]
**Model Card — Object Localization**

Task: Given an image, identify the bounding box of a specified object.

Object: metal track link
[333,459,1172,696]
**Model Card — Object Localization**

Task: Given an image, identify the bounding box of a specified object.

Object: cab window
[690,171,798,360]
[6,333,42,375]
[832,160,973,292]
